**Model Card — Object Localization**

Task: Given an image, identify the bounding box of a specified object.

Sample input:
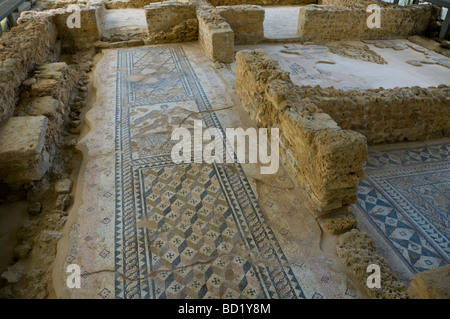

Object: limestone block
[323,216,357,235]
[207,0,314,5]
[217,5,264,45]
[408,264,450,299]
[337,229,408,299]
[55,178,73,194]
[0,116,50,186]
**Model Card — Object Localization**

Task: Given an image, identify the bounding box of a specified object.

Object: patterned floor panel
[354,142,450,276]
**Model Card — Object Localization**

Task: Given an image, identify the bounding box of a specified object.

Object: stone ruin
[0,0,449,299]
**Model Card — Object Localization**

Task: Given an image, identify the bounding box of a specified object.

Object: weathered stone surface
[39,230,63,243]
[217,5,264,45]
[235,49,367,212]
[0,116,48,162]
[0,15,59,122]
[197,5,234,63]
[323,216,357,235]
[52,3,102,52]
[144,1,198,44]
[0,116,50,186]
[105,0,163,9]
[408,264,450,299]
[14,242,32,259]
[298,4,439,41]
[30,62,78,108]
[207,0,314,5]
[55,178,73,194]
[337,229,408,299]
[55,194,71,211]
[1,262,26,284]
[299,85,450,144]
[16,96,60,120]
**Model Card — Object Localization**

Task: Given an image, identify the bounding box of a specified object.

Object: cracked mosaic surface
[64,44,362,299]
[354,142,450,275]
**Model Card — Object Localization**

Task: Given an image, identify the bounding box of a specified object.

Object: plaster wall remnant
[235,49,367,213]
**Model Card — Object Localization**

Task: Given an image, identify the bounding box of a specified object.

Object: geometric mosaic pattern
[113,45,306,299]
[355,142,450,274]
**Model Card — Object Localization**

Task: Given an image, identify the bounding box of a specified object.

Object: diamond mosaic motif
[355,143,450,274]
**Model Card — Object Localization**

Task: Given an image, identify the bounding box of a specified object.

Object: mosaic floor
[58,43,363,299]
[353,139,450,282]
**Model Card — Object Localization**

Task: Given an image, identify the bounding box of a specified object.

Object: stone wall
[207,0,316,5]
[197,6,234,63]
[235,50,367,213]
[297,4,438,41]
[0,62,77,188]
[104,0,166,9]
[18,2,103,52]
[0,16,60,123]
[297,85,450,144]
[145,1,198,43]
[217,5,264,45]
[319,0,391,7]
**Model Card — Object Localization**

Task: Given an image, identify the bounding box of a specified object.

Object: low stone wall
[235,50,367,213]
[207,0,315,5]
[297,85,450,144]
[297,4,438,41]
[197,6,234,63]
[145,1,198,43]
[217,5,264,45]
